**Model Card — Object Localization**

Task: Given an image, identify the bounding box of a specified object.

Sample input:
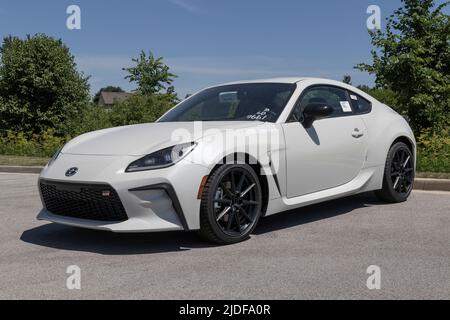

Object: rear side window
[348,92,372,114]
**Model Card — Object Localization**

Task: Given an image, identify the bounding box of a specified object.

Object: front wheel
[199,164,263,245]
[375,142,415,203]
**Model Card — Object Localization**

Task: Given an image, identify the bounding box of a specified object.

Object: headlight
[47,145,64,167]
[126,142,197,172]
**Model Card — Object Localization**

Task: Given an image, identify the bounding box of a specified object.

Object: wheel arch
[388,135,417,169]
[208,153,270,217]
[374,135,416,203]
[391,136,415,153]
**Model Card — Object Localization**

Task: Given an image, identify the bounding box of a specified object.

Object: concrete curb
[413,178,450,192]
[0,166,449,192]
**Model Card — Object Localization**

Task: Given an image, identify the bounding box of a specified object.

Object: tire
[199,164,263,245]
[375,142,415,203]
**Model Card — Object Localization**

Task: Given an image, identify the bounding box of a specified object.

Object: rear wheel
[199,164,263,244]
[375,142,414,203]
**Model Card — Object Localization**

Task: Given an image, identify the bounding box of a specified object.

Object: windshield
[158,83,296,123]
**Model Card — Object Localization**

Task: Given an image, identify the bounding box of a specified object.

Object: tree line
[0,36,178,137]
[0,0,448,139]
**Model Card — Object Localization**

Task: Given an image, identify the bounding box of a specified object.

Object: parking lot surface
[0,173,449,299]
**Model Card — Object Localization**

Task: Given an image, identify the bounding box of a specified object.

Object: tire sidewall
[204,164,263,244]
[383,142,415,202]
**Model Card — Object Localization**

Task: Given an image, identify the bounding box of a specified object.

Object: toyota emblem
[65,167,78,177]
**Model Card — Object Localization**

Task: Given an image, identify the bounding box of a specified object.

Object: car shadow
[254,192,384,235]
[20,225,215,255]
[306,126,320,145]
[21,192,384,255]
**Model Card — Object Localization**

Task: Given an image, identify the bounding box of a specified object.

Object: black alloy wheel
[199,164,263,244]
[376,142,414,203]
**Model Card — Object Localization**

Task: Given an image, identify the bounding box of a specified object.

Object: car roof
[222,77,307,84]
[220,77,354,86]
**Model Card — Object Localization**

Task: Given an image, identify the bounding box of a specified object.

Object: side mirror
[302,103,334,128]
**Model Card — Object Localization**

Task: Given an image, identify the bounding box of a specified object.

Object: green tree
[358,85,401,112]
[108,93,174,126]
[0,34,90,134]
[74,104,112,134]
[93,86,124,104]
[123,50,177,95]
[356,0,449,133]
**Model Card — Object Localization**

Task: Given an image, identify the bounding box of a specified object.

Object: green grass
[0,155,49,166]
[417,156,449,174]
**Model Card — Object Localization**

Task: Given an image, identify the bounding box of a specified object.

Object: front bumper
[37,153,210,232]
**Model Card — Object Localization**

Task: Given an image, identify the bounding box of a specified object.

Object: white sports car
[37,78,416,244]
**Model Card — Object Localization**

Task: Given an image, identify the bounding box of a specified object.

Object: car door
[282,85,368,198]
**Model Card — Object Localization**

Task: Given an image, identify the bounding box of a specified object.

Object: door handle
[352,128,364,138]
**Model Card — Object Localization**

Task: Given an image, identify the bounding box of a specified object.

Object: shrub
[73,104,112,134]
[416,128,450,173]
[1,126,449,174]
[0,91,177,159]
[0,129,67,158]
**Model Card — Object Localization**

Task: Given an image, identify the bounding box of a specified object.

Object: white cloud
[166,55,352,79]
[168,0,200,14]
[75,54,290,77]
[73,53,373,97]
[75,55,132,71]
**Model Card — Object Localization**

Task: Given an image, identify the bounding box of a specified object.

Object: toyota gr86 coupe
[37,78,416,244]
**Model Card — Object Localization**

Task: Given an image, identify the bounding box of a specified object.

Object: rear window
[348,92,372,114]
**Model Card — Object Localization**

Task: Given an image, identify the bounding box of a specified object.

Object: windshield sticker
[219,91,239,103]
[350,94,358,100]
[340,101,353,112]
[246,108,271,121]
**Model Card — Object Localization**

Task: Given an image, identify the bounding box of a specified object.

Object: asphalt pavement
[0,172,449,299]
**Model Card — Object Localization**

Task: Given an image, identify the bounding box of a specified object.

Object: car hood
[62,122,265,156]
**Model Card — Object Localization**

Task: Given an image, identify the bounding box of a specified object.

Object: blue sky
[0,0,446,97]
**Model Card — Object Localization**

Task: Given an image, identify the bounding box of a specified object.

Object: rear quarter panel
[360,102,416,169]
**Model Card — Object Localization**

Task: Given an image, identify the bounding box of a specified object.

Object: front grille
[39,180,128,222]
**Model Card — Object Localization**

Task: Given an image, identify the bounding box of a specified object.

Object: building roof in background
[99,91,131,105]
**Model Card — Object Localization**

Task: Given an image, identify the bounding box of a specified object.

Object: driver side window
[290,86,353,122]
